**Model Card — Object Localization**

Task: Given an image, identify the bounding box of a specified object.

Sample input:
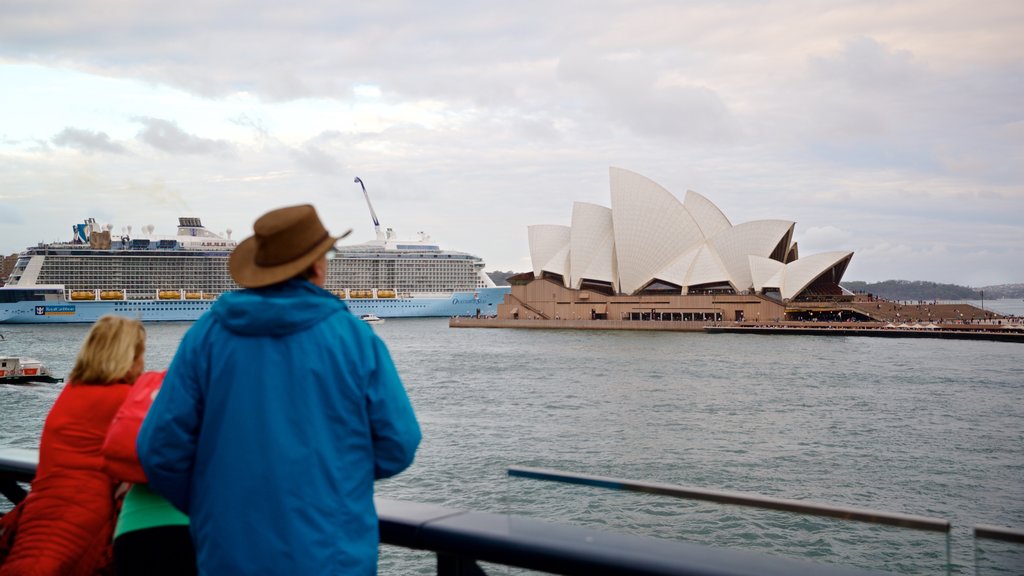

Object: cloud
[289,142,344,175]
[810,36,922,90]
[797,225,855,252]
[51,127,128,154]
[1,1,1023,284]
[134,117,234,155]
[0,204,22,225]
[557,50,739,144]
[796,33,1024,183]
[230,113,270,140]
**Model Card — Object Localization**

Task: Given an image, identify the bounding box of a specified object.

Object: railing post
[437,553,487,576]
[0,478,27,505]
[973,524,1024,576]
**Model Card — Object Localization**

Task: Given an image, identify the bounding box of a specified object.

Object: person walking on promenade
[137,204,421,575]
[1,315,146,575]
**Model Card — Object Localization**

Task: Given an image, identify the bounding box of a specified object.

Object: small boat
[360,314,384,324]
[0,357,64,384]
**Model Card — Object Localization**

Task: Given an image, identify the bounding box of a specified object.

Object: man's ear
[310,257,329,286]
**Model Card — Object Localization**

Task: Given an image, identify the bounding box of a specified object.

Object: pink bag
[100,370,166,483]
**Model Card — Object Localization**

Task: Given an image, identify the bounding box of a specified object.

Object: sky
[1,1,1022,287]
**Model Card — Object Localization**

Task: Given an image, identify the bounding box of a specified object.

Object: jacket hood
[212,279,347,336]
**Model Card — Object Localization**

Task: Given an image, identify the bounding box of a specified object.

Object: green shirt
[115,483,189,539]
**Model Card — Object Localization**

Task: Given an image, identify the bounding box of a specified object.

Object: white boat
[0,357,63,384]
[0,180,509,324]
[360,314,384,324]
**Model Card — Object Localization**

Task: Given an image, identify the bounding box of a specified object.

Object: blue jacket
[137,279,421,575]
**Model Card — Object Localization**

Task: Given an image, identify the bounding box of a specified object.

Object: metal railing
[973,525,1024,544]
[972,524,1024,576]
[508,466,950,532]
[508,466,954,574]
[0,447,887,576]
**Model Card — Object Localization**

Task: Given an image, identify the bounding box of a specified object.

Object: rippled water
[2,300,1022,574]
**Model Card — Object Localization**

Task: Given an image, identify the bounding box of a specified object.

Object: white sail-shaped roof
[708,220,794,292]
[779,251,853,300]
[609,167,705,294]
[685,243,731,288]
[525,168,853,301]
[569,202,617,290]
[748,255,785,292]
[651,245,699,288]
[684,190,732,239]
[785,241,799,263]
[528,224,571,284]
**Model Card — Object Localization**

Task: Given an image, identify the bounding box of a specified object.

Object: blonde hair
[68,315,146,385]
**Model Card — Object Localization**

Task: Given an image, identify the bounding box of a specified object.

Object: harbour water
[1,299,1022,574]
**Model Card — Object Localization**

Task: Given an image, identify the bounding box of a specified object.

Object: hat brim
[230,228,351,288]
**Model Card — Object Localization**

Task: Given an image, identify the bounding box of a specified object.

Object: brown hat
[229,204,351,288]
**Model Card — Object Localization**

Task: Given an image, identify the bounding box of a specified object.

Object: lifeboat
[185,292,203,300]
[376,289,396,299]
[158,290,182,300]
[350,289,373,299]
[100,290,124,300]
[335,290,347,299]
[70,291,95,301]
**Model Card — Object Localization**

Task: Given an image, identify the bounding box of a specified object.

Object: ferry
[0,357,63,384]
[0,182,509,324]
[359,314,384,324]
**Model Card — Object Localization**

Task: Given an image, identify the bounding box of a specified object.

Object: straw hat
[229,204,351,288]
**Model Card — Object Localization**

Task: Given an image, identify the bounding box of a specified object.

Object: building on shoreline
[496,167,857,323]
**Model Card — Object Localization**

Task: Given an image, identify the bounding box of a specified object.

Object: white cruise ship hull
[0,287,510,324]
[342,287,509,319]
[0,298,215,324]
[3,213,509,323]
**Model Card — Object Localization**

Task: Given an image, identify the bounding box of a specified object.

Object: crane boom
[353,177,384,241]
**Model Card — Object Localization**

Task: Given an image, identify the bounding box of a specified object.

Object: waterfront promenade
[805,298,1010,324]
[450,317,1024,341]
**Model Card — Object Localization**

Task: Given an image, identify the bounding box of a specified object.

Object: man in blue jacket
[138,204,421,575]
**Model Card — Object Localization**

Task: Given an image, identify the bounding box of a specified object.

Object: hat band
[254,231,330,267]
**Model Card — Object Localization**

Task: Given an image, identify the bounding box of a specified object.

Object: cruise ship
[0,187,509,324]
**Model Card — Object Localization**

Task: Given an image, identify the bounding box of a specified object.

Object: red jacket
[0,381,130,576]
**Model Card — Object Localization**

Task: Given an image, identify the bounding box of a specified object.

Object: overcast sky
[2,0,1022,287]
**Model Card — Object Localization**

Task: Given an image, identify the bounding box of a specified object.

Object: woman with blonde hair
[1,315,145,576]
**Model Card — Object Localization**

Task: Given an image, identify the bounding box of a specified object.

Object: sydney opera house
[496,168,855,323]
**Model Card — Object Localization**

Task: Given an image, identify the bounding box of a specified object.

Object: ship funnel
[354,176,385,241]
